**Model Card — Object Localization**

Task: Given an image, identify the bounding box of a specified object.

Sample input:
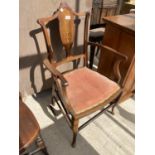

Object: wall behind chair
[19,0,92,95]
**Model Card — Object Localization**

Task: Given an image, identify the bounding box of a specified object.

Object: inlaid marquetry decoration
[58,4,75,56]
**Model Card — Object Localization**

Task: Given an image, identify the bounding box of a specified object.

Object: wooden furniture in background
[89,0,120,69]
[19,97,48,155]
[38,2,127,147]
[120,0,135,14]
[90,0,120,25]
[98,14,135,102]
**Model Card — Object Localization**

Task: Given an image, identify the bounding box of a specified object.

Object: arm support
[43,59,68,87]
[87,42,128,84]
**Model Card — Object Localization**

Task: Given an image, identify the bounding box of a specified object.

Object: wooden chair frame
[37,2,127,147]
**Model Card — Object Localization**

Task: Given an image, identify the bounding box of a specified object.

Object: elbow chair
[37,2,127,147]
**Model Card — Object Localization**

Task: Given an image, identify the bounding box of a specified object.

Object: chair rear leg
[111,104,116,115]
[111,92,123,115]
[72,118,79,147]
[49,79,62,116]
[51,78,56,106]
[89,45,96,69]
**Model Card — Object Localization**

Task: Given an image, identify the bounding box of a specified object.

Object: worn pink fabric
[64,67,120,114]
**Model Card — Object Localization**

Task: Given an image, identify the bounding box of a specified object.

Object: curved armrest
[43,59,68,87]
[87,42,128,84]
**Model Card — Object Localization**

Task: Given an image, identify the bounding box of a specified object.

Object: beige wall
[19,0,92,95]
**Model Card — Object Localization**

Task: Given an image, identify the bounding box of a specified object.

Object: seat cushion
[89,27,105,37]
[64,67,120,114]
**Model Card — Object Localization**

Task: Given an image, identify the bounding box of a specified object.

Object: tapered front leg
[72,118,79,147]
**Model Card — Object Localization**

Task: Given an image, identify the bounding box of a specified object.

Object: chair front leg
[72,118,79,147]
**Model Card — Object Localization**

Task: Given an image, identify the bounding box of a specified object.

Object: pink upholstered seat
[64,67,120,114]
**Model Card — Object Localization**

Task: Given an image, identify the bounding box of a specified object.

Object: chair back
[38,2,90,68]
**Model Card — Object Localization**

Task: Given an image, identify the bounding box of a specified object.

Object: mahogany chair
[37,2,127,147]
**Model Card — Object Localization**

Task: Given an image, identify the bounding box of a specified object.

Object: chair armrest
[43,59,68,87]
[87,42,128,84]
[88,41,128,61]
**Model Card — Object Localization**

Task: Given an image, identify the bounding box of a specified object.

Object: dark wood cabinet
[98,14,135,102]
